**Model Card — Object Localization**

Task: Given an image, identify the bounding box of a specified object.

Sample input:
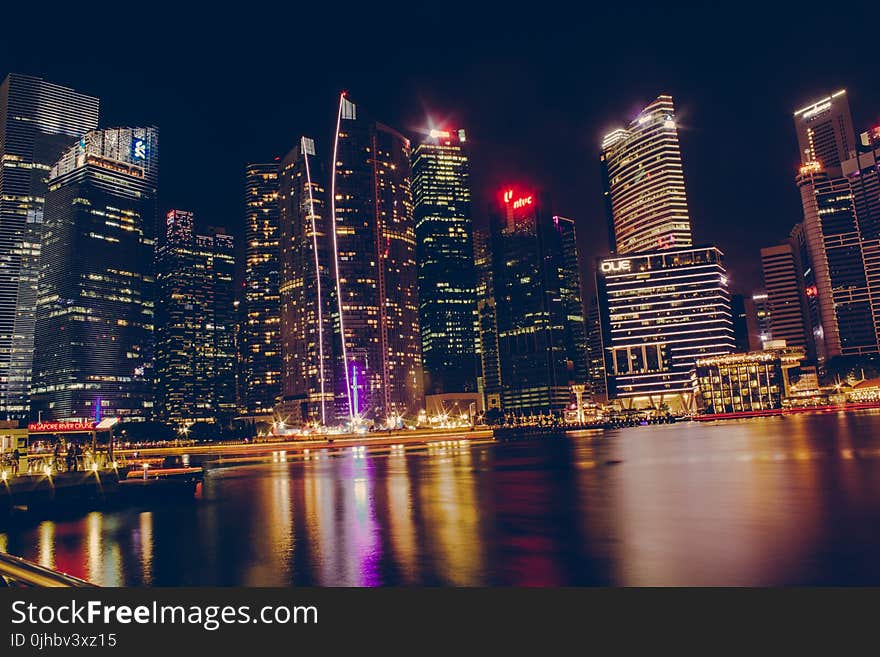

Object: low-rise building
[696,344,808,414]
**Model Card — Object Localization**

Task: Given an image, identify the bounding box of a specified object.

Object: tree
[483,407,504,426]
[821,355,880,386]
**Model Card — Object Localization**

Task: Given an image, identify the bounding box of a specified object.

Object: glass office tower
[0,74,99,419]
[330,94,423,424]
[411,128,477,396]
[31,127,158,421]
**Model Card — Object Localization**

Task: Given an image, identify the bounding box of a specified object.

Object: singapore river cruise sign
[27,421,98,433]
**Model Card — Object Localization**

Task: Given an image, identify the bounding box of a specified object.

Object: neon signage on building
[601,260,632,273]
[503,189,534,209]
[28,421,97,433]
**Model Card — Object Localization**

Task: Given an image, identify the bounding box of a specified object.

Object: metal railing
[0,551,97,587]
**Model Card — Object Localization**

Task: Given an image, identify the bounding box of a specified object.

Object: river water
[4,411,880,586]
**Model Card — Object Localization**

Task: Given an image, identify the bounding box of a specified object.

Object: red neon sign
[28,421,97,433]
[503,189,534,208]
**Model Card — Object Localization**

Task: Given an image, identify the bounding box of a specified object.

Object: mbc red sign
[27,421,97,433]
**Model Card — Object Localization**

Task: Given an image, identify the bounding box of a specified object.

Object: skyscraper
[744,291,772,351]
[794,90,855,169]
[794,91,878,358]
[411,128,477,396]
[761,243,812,354]
[789,222,824,362]
[601,95,692,255]
[553,215,589,385]
[596,247,736,412]
[241,163,282,417]
[330,93,423,423]
[586,298,607,401]
[485,189,587,415]
[844,125,880,355]
[278,137,336,426]
[599,94,733,411]
[730,294,750,353]
[31,127,158,421]
[0,74,99,419]
[155,210,235,426]
[474,227,501,411]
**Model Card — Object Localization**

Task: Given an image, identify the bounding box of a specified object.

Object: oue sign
[601,260,632,273]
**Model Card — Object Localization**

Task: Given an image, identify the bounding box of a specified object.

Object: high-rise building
[554,215,589,385]
[761,243,812,354]
[794,91,878,358]
[474,227,501,411]
[484,188,587,415]
[241,163,281,417]
[278,137,336,426]
[794,90,855,169]
[788,222,824,362]
[601,95,692,255]
[596,247,736,412]
[155,210,235,426]
[330,93,423,423]
[586,297,607,401]
[31,127,158,421]
[411,127,477,396]
[743,291,772,351]
[0,74,99,419]
[844,125,880,355]
[599,94,733,411]
[731,294,750,352]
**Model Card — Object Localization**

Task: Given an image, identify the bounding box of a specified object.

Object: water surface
[4,412,880,585]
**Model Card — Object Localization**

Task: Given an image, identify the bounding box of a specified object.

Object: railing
[0,453,125,479]
[0,551,97,587]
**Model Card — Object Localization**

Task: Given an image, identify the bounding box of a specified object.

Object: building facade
[474,227,501,411]
[241,163,282,417]
[484,189,587,415]
[330,94,423,424]
[278,137,336,426]
[760,242,812,356]
[155,210,235,426]
[0,74,99,419]
[696,345,807,414]
[31,127,158,421]
[554,215,589,386]
[596,246,736,412]
[586,298,607,401]
[601,95,692,255]
[411,128,477,396]
[794,91,880,359]
[743,291,772,351]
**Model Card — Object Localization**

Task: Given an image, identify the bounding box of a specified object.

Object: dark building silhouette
[483,188,587,415]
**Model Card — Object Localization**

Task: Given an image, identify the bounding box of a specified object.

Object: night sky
[2,3,878,297]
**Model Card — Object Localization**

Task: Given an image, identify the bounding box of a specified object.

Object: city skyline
[2,5,877,300]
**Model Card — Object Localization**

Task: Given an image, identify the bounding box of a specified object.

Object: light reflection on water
[5,412,880,585]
